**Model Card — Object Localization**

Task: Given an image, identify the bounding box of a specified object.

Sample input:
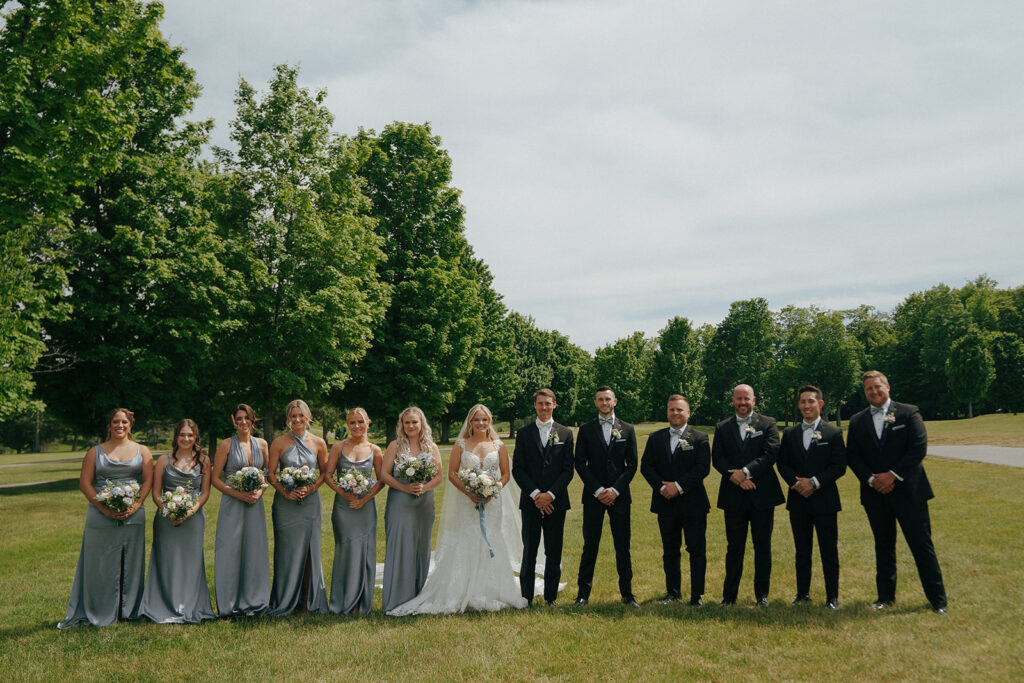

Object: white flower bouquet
[393,453,438,484]
[226,466,268,493]
[159,484,198,521]
[457,466,503,501]
[94,479,141,525]
[333,469,376,497]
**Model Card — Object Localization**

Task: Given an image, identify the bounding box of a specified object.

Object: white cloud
[161,0,1024,350]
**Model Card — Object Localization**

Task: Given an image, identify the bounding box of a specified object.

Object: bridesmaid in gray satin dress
[212,403,271,617]
[58,408,154,628]
[325,407,384,614]
[380,406,444,614]
[267,399,329,615]
[140,418,216,623]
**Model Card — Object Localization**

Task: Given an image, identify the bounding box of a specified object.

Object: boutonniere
[811,430,822,442]
[548,430,561,446]
[679,438,690,449]
[744,424,757,435]
[611,428,622,440]
[883,412,896,425]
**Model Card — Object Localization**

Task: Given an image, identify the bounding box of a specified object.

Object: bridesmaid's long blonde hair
[395,406,434,454]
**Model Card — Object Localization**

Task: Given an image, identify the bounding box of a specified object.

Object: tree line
[3,1,1023,452]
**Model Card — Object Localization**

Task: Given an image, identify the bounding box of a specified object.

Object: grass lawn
[1,419,1022,681]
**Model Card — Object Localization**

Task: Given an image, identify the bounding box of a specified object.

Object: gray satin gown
[58,446,146,628]
[328,452,378,614]
[381,453,435,613]
[267,430,328,615]
[139,462,216,623]
[214,436,270,617]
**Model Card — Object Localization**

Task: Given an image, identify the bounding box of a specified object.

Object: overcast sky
[160,0,1023,351]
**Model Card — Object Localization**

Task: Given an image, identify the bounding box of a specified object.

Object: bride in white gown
[387,404,529,615]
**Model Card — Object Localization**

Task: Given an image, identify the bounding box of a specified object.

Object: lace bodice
[456,438,501,476]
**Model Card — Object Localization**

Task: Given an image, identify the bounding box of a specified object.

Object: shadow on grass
[0,478,79,496]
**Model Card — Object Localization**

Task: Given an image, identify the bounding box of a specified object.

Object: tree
[945,326,995,418]
[771,307,862,425]
[344,122,482,436]
[702,298,779,420]
[593,332,655,423]
[647,316,705,417]
[212,65,388,436]
[988,332,1024,414]
[0,0,173,417]
[30,0,232,436]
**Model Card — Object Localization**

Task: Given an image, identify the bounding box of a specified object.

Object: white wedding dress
[386,440,529,615]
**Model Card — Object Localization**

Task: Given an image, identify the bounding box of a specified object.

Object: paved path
[929,445,1024,468]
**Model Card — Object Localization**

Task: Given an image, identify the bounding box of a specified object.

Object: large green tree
[702,298,779,420]
[945,326,995,419]
[647,316,705,417]
[0,0,171,418]
[212,65,388,436]
[28,0,231,436]
[345,122,482,436]
[593,331,655,423]
[988,332,1024,414]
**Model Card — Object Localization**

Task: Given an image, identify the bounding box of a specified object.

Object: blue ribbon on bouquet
[476,502,495,558]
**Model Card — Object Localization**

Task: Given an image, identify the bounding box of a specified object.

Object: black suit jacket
[846,400,933,506]
[640,425,711,516]
[712,413,784,511]
[777,420,846,514]
[512,421,575,512]
[574,416,637,504]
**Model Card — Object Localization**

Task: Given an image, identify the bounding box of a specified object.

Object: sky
[159,0,1024,351]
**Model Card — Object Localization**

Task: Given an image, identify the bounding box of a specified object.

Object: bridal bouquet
[457,466,503,501]
[277,465,318,504]
[226,466,268,493]
[333,469,377,497]
[94,479,142,526]
[159,484,198,521]
[393,453,438,484]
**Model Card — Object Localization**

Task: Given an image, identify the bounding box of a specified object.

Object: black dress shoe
[573,597,588,606]
[755,596,769,608]
[545,600,558,607]
[792,595,812,606]
[719,599,735,606]
[622,596,640,608]
[871,600,894,611]
[657,594,680,605]
[932,605,947,615]
[826,598,838,610]
[689,597,703,607]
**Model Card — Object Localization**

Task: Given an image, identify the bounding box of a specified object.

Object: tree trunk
[72,433,78,451]
[34,410,41,453]
[441,414,452,444]
[968,401,974,419]
[264,407,275,443]
[508,418,515,439]
[385,417,396,443]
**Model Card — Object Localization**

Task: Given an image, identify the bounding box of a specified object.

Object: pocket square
[891,424,905,431]
[751,430,763,437]
[680,445,695,451]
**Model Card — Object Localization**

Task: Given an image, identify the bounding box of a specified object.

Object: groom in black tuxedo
[846,370,947,613]
[512,388,575,606]
[776,385,846,609]
[640,395,710,606]
[573,386,638,607]
[712,383,783,606]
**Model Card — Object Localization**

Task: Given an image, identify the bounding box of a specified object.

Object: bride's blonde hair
[458,404,499,442]
[395,406,434,454]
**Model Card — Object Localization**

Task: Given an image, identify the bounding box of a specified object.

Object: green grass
[1,426,1023,681]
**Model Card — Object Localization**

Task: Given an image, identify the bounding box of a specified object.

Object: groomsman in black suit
[712,384,784,606]
[640,395,710,606]
[512,388,575,606]
[573,386,638,607]
[776,385,846,609]
[846,370,947,614]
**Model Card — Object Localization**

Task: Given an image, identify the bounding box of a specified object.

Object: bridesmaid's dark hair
[105,407,135,441]
[232,403,256,423]
[172,418,205,474]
